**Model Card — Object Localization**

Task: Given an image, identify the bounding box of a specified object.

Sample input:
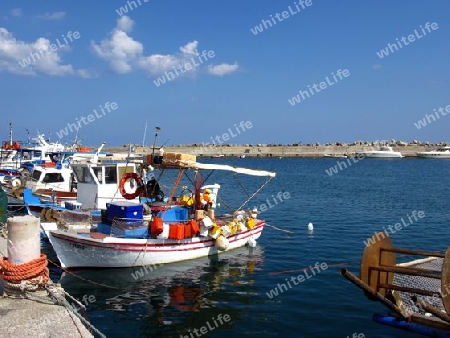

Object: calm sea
[44,157,450,338]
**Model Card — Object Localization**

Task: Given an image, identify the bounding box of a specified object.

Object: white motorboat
[416,146,450,159]
[324,153,347,159]
[361,146,403,158]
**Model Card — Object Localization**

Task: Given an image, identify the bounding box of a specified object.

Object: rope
[0,254,49,287]
[166,169,185,206]
[269,253,427,276]
[45,284,107,338]
[46,257,127,291]
[269,260,359,276]
[265,223,294,234]
[0,226,7,239]
[216,195,234,213]
[236,176,275,211]
[234,174,250,197]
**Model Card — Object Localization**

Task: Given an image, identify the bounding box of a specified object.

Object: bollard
[7,215,40,264]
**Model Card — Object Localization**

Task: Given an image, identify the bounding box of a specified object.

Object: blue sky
[1,1,450,146]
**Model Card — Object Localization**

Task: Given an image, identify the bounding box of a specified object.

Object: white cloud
[179,41,199,56]
[0,27,87,77]
[77,69,98,78]
[92,16,235,80]
[91,19,143,74]
[10,8,23,18]
[207,63,239,76]
[37,12,66,21]
[372,64,383,71]
[117,16,134,33]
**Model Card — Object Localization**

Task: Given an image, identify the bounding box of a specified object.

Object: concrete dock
[0,235,94,338]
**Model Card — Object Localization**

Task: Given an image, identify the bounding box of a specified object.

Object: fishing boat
[341,233,450,336]
[41,151,276,268]
[210,154,224,159]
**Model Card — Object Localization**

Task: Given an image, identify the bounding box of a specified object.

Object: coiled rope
[0,254,49,292]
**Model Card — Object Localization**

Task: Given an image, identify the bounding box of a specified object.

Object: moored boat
[417,146,450,159]
[361,146,403,158]
[41,150,276,268]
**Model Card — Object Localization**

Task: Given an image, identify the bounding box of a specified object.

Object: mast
[9,121,12,146]
[142,120,147,148]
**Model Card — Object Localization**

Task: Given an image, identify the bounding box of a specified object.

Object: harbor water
[43,157,450,337]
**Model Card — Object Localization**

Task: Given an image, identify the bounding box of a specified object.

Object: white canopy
[182,160,276,177]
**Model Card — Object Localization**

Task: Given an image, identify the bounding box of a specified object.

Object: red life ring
[3,142,10,150]
[119,172,142,199]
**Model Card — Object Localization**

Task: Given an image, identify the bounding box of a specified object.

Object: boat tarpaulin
[185,161,276,177]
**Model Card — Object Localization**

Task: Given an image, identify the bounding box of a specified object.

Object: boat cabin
[71,161,140,209]
[25,164,73,193]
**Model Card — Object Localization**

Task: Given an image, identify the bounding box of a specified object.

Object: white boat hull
[417,153,450,159]
[362,152,403,158]
[47,222,264,268]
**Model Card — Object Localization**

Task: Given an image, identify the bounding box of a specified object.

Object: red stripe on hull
[51,223,264,253]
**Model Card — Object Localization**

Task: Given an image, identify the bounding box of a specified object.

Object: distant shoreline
[99,143,448,158]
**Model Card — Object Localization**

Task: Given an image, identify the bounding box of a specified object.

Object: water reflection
[58,246,264,337]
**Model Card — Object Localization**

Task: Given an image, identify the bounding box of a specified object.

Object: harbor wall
[108,145,438,158]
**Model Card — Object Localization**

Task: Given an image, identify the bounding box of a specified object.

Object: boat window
[118,166,135,182]
[104,166,117,184]
[72,166,95,184]
[32,170,42,181]
[93,167,103,184]
[42,173,65,183]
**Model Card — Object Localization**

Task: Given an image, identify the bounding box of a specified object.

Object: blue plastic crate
[107,201,143,221]
[96,222,149,238]
[153,206,188,222]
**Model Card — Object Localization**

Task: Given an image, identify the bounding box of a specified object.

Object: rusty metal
[360,233,395,297]
[441,247,450,314]
[410,313,450,332]
[341,268,408,318]
[371,265,441,280]
[381,247,445,258]
[413,297,450,324]
[377,284,437,297]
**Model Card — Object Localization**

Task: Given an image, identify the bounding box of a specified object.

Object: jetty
[0,220,95,338]
[105,141,448,158]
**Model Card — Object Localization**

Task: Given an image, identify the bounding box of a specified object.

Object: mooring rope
[0,254,49,292]
[45,284,107,338]
[265,223,294,234]
[46,257,128,291]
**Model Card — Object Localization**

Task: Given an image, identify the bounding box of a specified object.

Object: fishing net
[392,257,444,316]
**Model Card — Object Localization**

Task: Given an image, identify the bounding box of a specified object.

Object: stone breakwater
[105,144,442,158]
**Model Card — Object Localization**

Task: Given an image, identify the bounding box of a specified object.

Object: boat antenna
[151,127,161,164]
[92,142,106,163]
[142,120,147,148]
[9,121,12,147]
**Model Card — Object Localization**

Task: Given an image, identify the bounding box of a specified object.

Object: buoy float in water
[215,235,229,251]
[247,238,257,248]
[308,222,314,231]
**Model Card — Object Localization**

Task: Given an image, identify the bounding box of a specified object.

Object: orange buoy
[189,219,200,235]
[151,217,164,236]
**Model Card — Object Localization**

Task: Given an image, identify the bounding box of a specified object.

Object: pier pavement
[0,236,93,338]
